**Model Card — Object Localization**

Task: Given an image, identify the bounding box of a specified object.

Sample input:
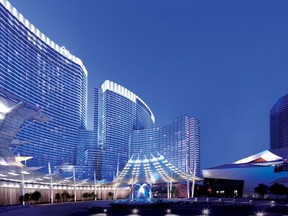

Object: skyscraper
[97,80,155,181]
[270,94,288,149]
[1,0,201,182]
[0,0,88,172]
[130,115,201,176]
[76,128,98,179]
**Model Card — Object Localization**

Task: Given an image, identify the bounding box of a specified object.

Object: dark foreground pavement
[0,201,110,216]
[0,198,287,216]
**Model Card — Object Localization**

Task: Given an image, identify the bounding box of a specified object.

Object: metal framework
[0,88,48,165]
[113,153,202,198]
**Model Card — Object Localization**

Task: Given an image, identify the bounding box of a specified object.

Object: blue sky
[9,0,288,169]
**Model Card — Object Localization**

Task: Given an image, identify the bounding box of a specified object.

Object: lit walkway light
[202,208,210,215]
[255,211,265,216]
[132,208,139,214]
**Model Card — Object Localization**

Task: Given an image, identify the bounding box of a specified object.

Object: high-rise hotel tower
[96,80,155,181]
[131,116,201,176]
[1,0,201,181]
[270,94,288,149]
[95,81,201,181]
[0,0,88,171]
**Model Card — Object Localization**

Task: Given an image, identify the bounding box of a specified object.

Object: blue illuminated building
[0,0,87,172]
[97,80,155,181]
[202,149,288,196]
[95,81,200,181]
[131,116,201,176]
[76,129,98,180]
[270,94,288,149]
[1,0,201,182]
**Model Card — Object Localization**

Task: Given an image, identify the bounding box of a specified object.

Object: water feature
[133,183,151,202]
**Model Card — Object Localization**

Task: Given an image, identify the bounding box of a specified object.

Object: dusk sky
[9,0,288,169]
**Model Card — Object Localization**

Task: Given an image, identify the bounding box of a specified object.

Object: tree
[82,192,89,201]
[24,193,31,205]
[31,191,41,203]
[70,194,75,201]
[55,193,61,202]
[90,192,96,200]
[171,186,180,198]
[61,191,70,202]
[269,183,286,199]
[82,192,96,200]
[107,192,114,200]
[19,195,24,205]
[254,184,269,198]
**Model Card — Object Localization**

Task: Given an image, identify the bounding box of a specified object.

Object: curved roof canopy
[0,88,48,165]
[234,150,283,165]
[113,153,202,186]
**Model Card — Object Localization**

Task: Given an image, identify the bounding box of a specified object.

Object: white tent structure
[113,153,202,199]
[203,149,288,196]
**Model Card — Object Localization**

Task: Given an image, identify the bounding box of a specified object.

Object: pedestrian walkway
[0,205,29,214]
[0,200,111,216]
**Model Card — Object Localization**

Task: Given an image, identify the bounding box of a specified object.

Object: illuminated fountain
[114,153,202,200]
[133,183,151,202]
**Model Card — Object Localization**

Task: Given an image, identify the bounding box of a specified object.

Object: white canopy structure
[113,153,202,186]
[0,88,49,165]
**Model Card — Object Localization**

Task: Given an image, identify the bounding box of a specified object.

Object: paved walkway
[0,200,111,216]
[0,198,286,216]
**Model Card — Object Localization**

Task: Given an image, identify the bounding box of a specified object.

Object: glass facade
[270,94,288,149]
[131,116,201,176]
[98,80,154,181]
[76,129,98,180]
[1,0,201,182]
[0,1,88,172]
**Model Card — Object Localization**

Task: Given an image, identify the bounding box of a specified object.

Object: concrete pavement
[0,200,111,216]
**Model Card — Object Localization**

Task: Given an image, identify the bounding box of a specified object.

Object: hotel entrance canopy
[113,153,202,185]
[0,88,55,184]
[0,88,50,165]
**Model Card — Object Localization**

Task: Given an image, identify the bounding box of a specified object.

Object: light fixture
[0,101,10,114]
[255,211,265,216]
[21,171,30,175]
[8,172,19,176]
[0,160,9,166]
[0,113,5,120]
[202,208,210,215]
[132,208,139,214]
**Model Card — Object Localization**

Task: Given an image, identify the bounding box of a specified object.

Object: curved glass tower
[98,80,155,181]
[0,0,87,171]
[131,116,201,176]
[270,94,288,149]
